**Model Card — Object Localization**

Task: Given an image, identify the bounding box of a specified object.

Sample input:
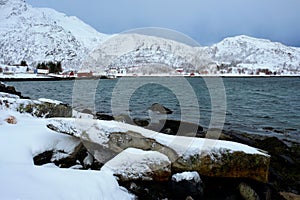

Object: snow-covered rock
[171,171,203,199]
[172,171,201,183]
[0,91,72,118]
[0,0,108,68]
[102,148,171,182]
[47,118,270,182]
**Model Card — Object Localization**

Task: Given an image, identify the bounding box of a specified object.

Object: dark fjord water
[7,77,300,142]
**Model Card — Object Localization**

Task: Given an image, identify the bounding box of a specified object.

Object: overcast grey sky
[27,0,300,47]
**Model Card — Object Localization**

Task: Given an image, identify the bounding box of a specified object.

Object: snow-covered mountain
[205,35,300,75]
[86,34,300,75]
[0,0,107,68]
[84,33,212,73]
[0,0,299,75]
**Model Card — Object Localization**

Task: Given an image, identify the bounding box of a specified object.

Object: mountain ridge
[0,0,299,75]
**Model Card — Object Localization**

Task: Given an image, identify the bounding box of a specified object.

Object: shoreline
[1,83,299,198]
[0,76,111,82]
[1,74,300,82]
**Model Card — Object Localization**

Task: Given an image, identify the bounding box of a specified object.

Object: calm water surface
[7,77,300,142]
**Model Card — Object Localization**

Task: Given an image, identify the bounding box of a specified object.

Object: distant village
[0,60,299,80]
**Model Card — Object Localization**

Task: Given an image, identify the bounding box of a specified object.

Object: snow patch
[102,148,171,181]
[38,98,62,105]
[0,108,133,200]
[172,171,201,183]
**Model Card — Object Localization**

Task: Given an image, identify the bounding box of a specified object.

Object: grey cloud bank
[27,0,300,47]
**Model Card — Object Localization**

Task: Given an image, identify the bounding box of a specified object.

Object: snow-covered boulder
[102,148,171,182]
[171,171,203,199]
[0,92,72,118]
[47,118,270,183]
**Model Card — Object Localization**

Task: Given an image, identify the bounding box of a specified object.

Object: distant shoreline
[1,74,300,82]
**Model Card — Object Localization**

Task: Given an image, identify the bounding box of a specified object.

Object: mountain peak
[0,0,107,68]
[0,0,26,7]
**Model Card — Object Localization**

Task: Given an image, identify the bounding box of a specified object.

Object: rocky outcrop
[33,140,102,170]
[172,148,269,183]
[47,118,270,183]
[18,102,72,118]
[0,82,28,98]
[0,91,72,118]
[149,103,173,114]
[95,112,115,120]
[223,130,300,194]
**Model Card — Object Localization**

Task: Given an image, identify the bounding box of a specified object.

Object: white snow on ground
[102,148,170,181]
[0,73,51,79]
[0,91,40,111]
[0,109,133,200]
[38,98,63,105]
[172,171,201,183]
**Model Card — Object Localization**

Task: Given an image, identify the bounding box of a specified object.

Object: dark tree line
[20,60,28,66]
[36,61,62,74]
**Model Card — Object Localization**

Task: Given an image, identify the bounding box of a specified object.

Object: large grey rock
[102,148,171,182]
[47,118,270,183]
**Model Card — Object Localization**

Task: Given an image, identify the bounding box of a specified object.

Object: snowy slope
[0,0,107,68]
[84,33,211,73]
[205,35,300,74]
[86,33,300,75]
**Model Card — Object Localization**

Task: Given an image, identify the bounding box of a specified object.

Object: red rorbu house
[175,68,184,74]
[77,70,93,77]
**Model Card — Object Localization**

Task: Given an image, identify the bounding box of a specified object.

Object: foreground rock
[47,118,270,183]
[222,129,300,195]
[171,171,204,199]
[0,83,28,98]
[102,148,171,182]
[0,92,72,118]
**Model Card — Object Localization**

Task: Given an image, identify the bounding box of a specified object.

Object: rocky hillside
[205,35,300,75]
[0,0,107,68]
[84,33,211,73]
[86,33,300,75]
